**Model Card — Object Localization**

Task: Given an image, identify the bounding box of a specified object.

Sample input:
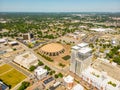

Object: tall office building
[70,43,92,76]
[23,33,34,42]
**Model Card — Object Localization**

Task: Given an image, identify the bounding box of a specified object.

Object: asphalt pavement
[8,62,31,76]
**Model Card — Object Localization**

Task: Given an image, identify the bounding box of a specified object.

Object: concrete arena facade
[39,43,65,56]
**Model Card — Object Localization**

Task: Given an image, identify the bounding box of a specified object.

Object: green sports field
[0,64,26,88]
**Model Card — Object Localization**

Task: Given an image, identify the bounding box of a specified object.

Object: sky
[0,0,120,12]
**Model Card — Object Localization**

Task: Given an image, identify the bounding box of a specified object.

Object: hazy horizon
[0,0,120,12]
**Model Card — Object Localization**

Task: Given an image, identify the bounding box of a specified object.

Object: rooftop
[8,41,18,45]
[63,75,74,83]
[71,45,80,50]
[72,42,89,51]
[78,47,92,54]
[82,67,120,90]
[77,43,88,48]
[43,77,54,85]
[90,28,113,32]
[34,67,47,76]
[14,51,38,69]
[0,38,7,43]
[72,84,84,90]
[40,43,64,53]
[93,59,120,81]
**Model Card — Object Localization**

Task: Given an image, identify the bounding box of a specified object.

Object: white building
[63,75,74,89]
[70,43,92,76]
[14,51,38,69]
[111,38,119,46]
[8,41,19,46]
[82,67,120,90]
[34,66,47,80]
[90,28,113,32]
[0,38,7,43]
[70,43,120,90]
[72,84,84,90]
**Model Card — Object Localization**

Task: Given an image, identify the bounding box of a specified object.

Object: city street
[8,62,31,76]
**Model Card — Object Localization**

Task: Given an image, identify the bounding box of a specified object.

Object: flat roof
[72,46,80,50]
[82,67,120,90]
[8,41,18,45]
[63,75,74,83]
[78,47,92,54]
[34,67,47,76]
[93,59,120,81]
[14,51,38,69]
[0,39,6,43]
[77,43,88,48]
[90,28,113,32]
[15,52,37,60]
[43,77,54,85]
[72,84,84,90]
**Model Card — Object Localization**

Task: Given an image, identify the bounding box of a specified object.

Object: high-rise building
[70,43,92,76]
[23,33,34,42]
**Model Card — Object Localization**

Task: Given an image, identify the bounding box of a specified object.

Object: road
[8,62,31,76]
[17,39,64,72]
[17,39,98,90]
[2,51,31,76]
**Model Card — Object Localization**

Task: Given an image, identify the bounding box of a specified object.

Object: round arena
[39,43,65,56]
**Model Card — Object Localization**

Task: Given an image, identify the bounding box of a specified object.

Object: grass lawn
[0,64,26,88]
[0,64,13,74]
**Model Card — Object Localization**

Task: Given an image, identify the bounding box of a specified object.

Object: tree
[49,71,53,75]
[44,65,51,71]
[29,66,36,71]
[49,70,56,75]
[54,74,58,78]
[18,81,30,90]
[38,61,44,66]
[58,73,63,78]
[113,56,120,65]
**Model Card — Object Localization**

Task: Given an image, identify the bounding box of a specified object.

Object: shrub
[18,81,30,90]
[38,52,53,62]
[59,63,65,68]
[62,55,71,60]
[29,66,36,71]
[108,81,116,87]
[58,73,63,78]
[49,70,56,75]
[38,61,44,66]
[13,48,17,51]
[44,65,51,71]
[54,74,58,78]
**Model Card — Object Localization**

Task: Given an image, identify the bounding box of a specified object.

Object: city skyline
[0,0,120,12]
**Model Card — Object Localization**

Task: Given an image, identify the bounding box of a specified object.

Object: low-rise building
[0,38,7,43]
[72,84,84,90]
[82,67,120,90]
[43,77,55,89]
[0,81,9,90]
[8,41,19,46]
[63,75,74,89]
[14,51,38,69]
[34,66,47,80]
